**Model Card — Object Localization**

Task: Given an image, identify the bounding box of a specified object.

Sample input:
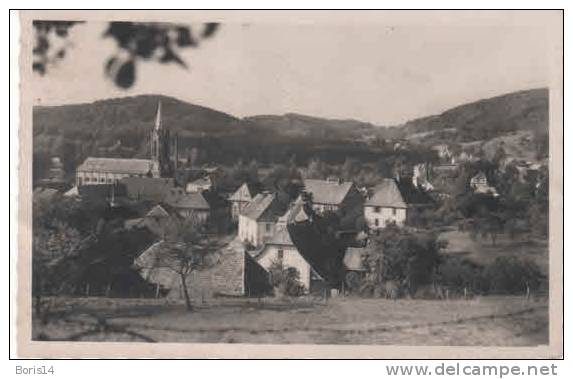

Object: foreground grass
[33,295,548,346]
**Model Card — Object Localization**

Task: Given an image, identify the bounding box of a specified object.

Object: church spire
[155,100,162,131]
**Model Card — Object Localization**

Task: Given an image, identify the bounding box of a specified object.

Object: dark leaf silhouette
[202,23,219,38]
[33,62,46,75]
[105,57,118,75]
[34,20,220,88]
[115,60,136,89]
[176,27,196,47]
[160,47,187,68]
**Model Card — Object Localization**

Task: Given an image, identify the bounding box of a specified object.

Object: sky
[30,12,555,125]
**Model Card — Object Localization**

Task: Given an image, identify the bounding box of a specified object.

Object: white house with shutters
[364,178,408,229]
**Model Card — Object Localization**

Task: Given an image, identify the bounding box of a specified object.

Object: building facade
[364,178,408,229]
[76,157,160,186]
[229,182,263,221]
[254,207,321,292]
[238,193,286,247]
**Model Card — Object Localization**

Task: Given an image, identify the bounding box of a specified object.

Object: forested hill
[399,88,549,145]
[33,88,549,180]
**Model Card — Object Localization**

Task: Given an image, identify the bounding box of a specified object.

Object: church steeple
[154,100,162,131]
[150,100,175,178]
[150,101,162,162]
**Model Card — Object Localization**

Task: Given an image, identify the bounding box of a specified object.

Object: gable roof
[278,199,310,225]
[303,179,355,206]
[146,204,171,218]
[471,171,488,181]
[228,182,263,202]
[241,193,285,222]
[365,178,407,208]
[77,157,159,175]
[33,187,60,202]
[188,176,212,187]
[166,190,210,210]
[121,177,175,202]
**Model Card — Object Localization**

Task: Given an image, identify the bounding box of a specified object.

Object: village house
[238,192,287,247]
[165,187,211,222]
[364,178,408,229]
[253,201,323,292]
[470,171,498,196]
[228,182,264,221]
[134,238,272,300]
[302,177,363,215]
[431,144,453,162]
[185,175,213,193]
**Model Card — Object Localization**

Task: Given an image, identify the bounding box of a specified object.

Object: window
[374,206,381,213]
[277,249,284,261]
[392,208,397,216]
[374,219,379,227]
[100,177,106,183]
[265,223,271,233]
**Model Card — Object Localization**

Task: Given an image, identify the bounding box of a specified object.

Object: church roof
[365,178,407,208]
[303,179,355,206]
[77,157,158,175]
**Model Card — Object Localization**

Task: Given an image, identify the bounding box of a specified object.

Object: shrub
[268,261,305,297]
[437,256,487,294]
[483,256,543,294]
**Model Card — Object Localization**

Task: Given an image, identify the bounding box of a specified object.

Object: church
[75,102,179,186]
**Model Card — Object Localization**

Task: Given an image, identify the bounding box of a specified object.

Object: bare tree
[147,217,216,311]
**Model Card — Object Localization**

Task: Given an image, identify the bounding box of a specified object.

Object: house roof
[64,186,79,197]
[365,178,407,208]
[146,204,171,218]
[33,187,60,202]
[77,157,159,175]
[166,190,210,210]
[228,182,263,202]
[277,200,310,225]
[77,183,126,203]
[303,179,354,205]
[471,171,488,181]
[124,217,145,230]
[241,193,285,222]
[121,177,175,202]
[188,176,212,188]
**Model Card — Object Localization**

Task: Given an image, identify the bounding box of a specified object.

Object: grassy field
[33,295,548,346]
[439,229,549,275]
